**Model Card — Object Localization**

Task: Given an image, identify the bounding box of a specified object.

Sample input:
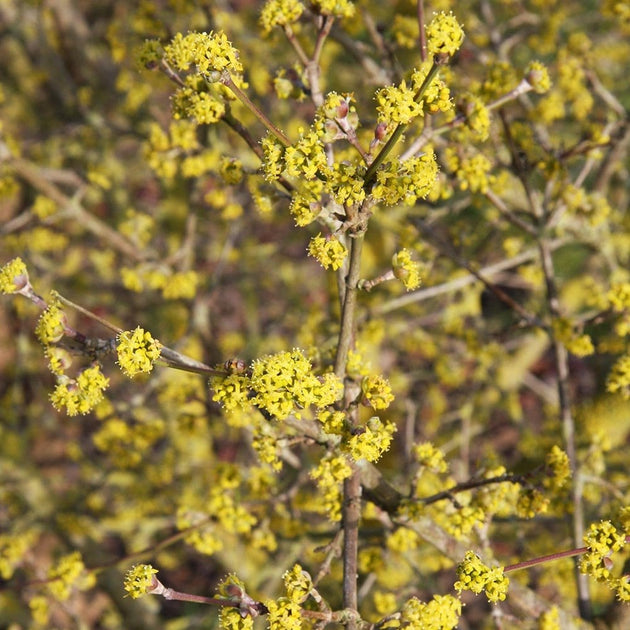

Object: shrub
[1,1,629,628]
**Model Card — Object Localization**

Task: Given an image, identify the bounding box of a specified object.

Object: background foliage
[1,0,630,628]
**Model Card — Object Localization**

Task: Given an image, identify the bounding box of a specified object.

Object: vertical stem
[539,240,592,620]
[342,458,361,624]
[417,0,427,62]
[334,234,364,377]
[334,233,364,629]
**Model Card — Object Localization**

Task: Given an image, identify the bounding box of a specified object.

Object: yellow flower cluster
[123,564,159,599]
[47,551,95,601]
[482,61,518,100]
[607,282,630,312]
[544,445,571,492]
[392,15,419,49]
[29,595,49,626]
[399,594,462,629]
[290,181,325,226]
[387,527,420,553]
[443,504,485,539]
[253,350,342,417]
[116,327,162,378]
[308,234,348,270]
[171,76,227,124]
[285,126,328,180]
[0,530,38,580]
[35,300,67,344]
[579,520,626,582]
[260,0,305,34]
[448,151,494,193]
[32,195,58,219]
[459,94,491,141]
[551,317,594,357]
[212,373,251,411]
[261,133,286,181]
[177,509,224,555]
[516,488,549,519]
[361,374,395,409]
[525,61,552,94]
[310,453,352,520]
[266,598,303,630]
[411,63,453,114]
[163,31,243,76]
[321,91,354,120]
[283,563,313,603]
[311,0,355,18]
[454,551,509,603]
[561,184,611,227]
[207,486,256,535]
[557,48,593,121]
[118,209,155,247]
[4,226,69,254]
[425,11,465,57]
[328,161,367,206]
[392,249,422,291]
[316,409,346,434]
[414,441,448,473]
[214,348,343,420]
[538,606,560,630]
[220,607,254,630]
[0,257,29,294]
[376,81,424,126]
[50,365,110,416]
[346,416,396,462]
[371,153,439,206]
[606,353,630,398]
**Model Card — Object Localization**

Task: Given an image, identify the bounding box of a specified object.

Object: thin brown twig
[417,0,427,61]
[220,72,291,146]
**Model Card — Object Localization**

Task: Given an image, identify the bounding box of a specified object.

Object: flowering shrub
[1,1,629,628]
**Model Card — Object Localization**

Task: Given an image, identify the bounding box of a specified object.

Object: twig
[220,72,291,147]
[414,219,543,328]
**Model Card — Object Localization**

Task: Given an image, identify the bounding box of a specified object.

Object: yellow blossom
[361,374,395,409]
[47,551,95,601]
[544,445,571,491]
[123,564,159,599]
[35,301,67,344]
[164,31,243,76]
[311,0,355,18]
[283,564,313,603]
[392,249,422,290]
[426,11,465,57]
[525,61,552,93]
[414,441,448,473]
[401,594,462,629]
[116,327,162,377]
[260,0,305,34]
[455,551,509,604]
[376,81,423,125]
[0,257,29,294]
[308,234,348,270]
[346,416,396,463]
[267,597,303,630]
